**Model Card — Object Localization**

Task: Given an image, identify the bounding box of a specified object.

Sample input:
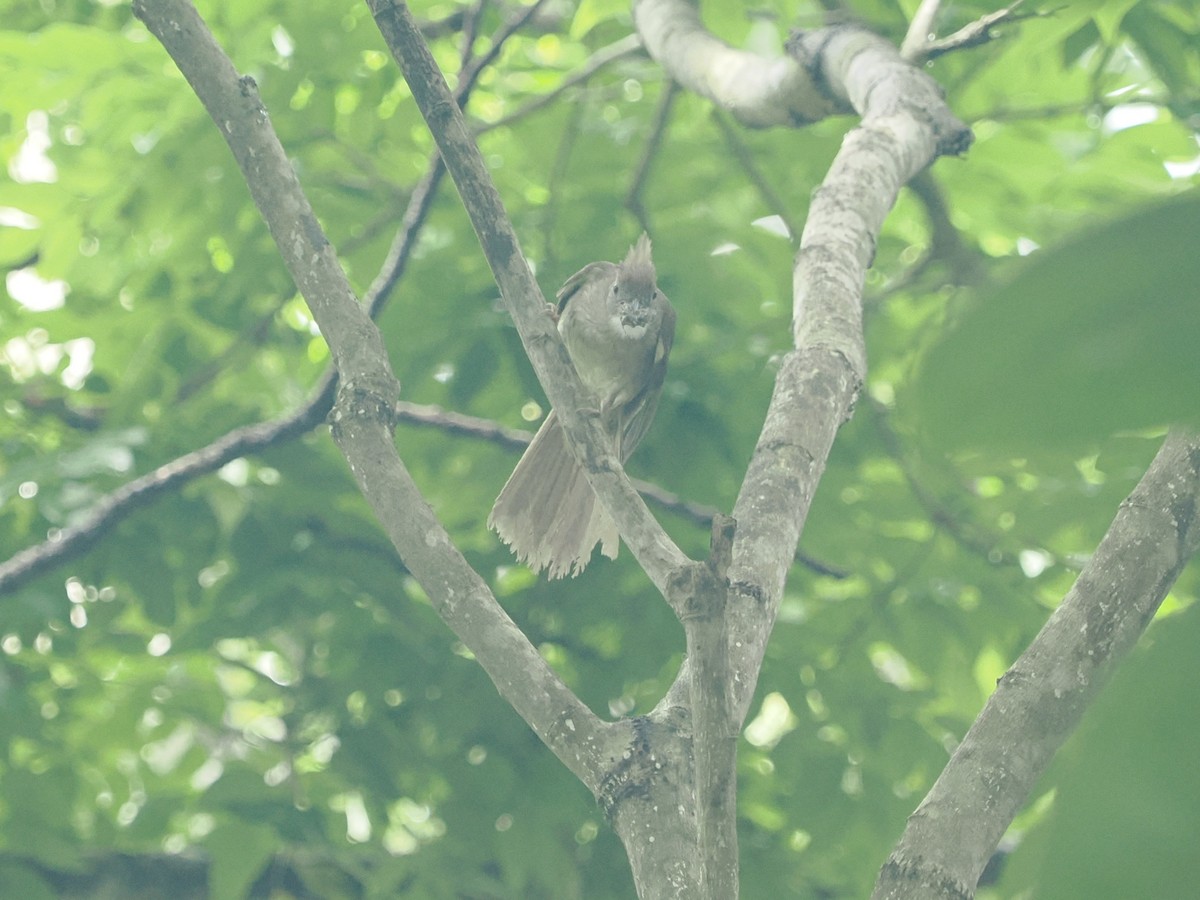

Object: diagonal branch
[0,397,328,596]
[872,429,1200,899]
[131,0,622,791]
[625,79,678,232]
[638,17,973,723]
[366,0,691,601]
[709,109,797,238]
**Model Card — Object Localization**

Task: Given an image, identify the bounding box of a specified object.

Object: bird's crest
[618,232,656,289]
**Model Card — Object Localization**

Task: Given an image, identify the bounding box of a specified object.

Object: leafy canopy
[1,1,1198,897]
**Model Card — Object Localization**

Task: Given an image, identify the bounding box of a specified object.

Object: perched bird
[488,234,676,578]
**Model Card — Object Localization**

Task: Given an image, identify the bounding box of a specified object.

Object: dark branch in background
[904,169,983,286]
[175,307,278,403]
[709,109,797,238]
[867,398,1018,569]
[0,3,542,599]
[20,390,103,431]
[0,398,329,595]
[539,98,586,270]
[456,0,488,65]
[865,171,982,305]
[625,80,678,233]
[417,7,465,41]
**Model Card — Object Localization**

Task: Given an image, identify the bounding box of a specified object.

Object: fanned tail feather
[487,412,618,579]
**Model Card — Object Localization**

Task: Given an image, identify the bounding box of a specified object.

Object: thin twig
[626,79,678,232]
[474,33,644,135]
[540,98,586,271]
[867,397,1018,569]
[709,109,797,238]
[923,1,1035,62]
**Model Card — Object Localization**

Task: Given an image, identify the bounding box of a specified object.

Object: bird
[488,233,676,579]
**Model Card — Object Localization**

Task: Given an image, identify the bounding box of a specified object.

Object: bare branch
[676,517,739,898]
[922,2,1036,63]
[126,0,622,792]
[872,429,1200,899]
[710,25,970,723]
[625,80,678,232]
[0,396,328,596]
[709,109,797,238]
[867,398,1018,569]
[633,0,844,127]
[394,400,848,576]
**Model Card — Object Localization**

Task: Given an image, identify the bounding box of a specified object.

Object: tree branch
[872,429,1200,899]
[633,10,973,892]
[901,0,944,61]
[676,22,972,724]
[675,517,739,898]
[0,397,327,596]
[709,109,797,238]
[904,0,1035,65]
[132,0,623,792]
[625,79,678,233]
[633,0,845,127]
[366,0,691,601]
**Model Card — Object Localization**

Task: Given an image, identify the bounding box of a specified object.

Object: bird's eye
[611,284,619,295]
[652,290,659,300]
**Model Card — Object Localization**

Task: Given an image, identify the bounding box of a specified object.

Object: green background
[2,0,1198,896]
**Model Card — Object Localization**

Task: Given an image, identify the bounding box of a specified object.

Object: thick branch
[717,26,972,723]
[872,429,1200,899]
[133,0,620,791]
[674,517,739,898]
[633,0,844,127]
[366,0,690,597]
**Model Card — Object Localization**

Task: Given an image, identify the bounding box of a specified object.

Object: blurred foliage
[1,0,1197,898]
[916,192,1200,451]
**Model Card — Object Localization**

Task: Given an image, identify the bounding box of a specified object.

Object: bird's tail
[487,412,618,579]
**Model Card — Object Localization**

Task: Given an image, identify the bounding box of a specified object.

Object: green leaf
[914,192,1200,452]
[204,819,279,900]
[0,861,56,900]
